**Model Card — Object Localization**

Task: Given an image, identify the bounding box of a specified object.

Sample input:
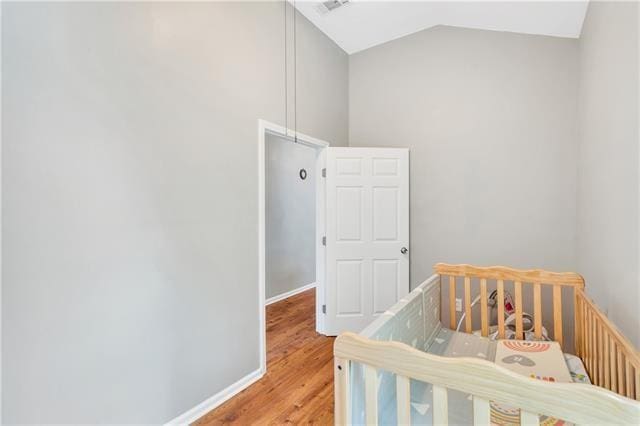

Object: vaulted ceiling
[294,1,590,54]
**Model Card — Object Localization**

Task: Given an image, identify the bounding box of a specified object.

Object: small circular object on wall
[299,168,307,180]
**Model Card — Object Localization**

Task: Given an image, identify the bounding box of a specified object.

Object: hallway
[196,289,335,425]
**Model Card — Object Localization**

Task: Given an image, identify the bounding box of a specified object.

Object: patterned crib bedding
[564,353,590,384]
[399,329,590,425]
[370,329,591,425]
[350,278,591,425]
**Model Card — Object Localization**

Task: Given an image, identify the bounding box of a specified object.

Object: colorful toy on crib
[529,374,556,382]
[459,289,551,341]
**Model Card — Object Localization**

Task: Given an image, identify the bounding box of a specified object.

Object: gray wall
[1,2,347,423]
[3,1,637,423]
[349,26,579,288]
[576,1,639,346]
[266,134,316,299]
[294,7,350,149]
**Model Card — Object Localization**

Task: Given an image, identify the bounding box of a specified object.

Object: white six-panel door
[324,147,409,335]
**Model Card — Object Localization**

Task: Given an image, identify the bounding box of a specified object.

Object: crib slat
[617,350,625,396]
[610,336,617,392]
[603,327,609,389]
[595,314,601,385]
[583,298,589,361]
[449,276,456,330]
[472,396,490,426]
[595,312,602,386]
[520,410,539,426]
[600,323,606,387]
[464,277,472,333]
[553,285,563,348]
[334,357,350,425]
[584,299,588,359]
[591,310,597,384]
[579,298,587,357]
[433,385,448,425]
[574,289,581,358]
[625,359,633,399]
[596,313,602,386]
[593,317,609,386]
[581,302,591,377]
[396,375,411,425]
[578,297,584,357]
[603,326,609,389]
[533,283,542,339]
[514,281,523,339]
[578,290,584,359]
[480,279,488,337]
[635,369,640,401]
[583,300,589,376]
[364,365,378,425]
[587,309,594,381]
[497,280,505,339]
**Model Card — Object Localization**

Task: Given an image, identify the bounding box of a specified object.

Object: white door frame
[257,119,329,374]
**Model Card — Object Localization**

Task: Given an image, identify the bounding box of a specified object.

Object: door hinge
[322,168,326,178]
[322,304,326,314]
[322,236,326,246]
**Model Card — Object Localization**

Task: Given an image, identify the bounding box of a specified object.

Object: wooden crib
[334,264,640,425]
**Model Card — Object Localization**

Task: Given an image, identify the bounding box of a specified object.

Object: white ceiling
[294,1,590,54]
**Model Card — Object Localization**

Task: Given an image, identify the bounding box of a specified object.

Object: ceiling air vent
[316,0,350,15]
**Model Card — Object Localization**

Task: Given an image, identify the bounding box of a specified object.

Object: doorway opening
[258,119,329,374]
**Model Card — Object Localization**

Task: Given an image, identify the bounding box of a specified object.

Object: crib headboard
[434,263,584,349]
[575,288,640,400]
[435,263,640,401]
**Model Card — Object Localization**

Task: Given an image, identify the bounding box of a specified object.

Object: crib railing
[334,332,639,425]
[434,263,585,349]
[575,288,640,400]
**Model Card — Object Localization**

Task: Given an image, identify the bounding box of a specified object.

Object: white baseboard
[166,282,315,425]
[265,282,316,306]
[165,368,264,425]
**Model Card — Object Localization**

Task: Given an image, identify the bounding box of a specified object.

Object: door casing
[258,119,329,374]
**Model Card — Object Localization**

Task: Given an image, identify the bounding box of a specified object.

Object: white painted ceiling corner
[291,0,590,54]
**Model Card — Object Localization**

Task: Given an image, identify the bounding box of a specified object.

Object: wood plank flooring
[195,289,335,425]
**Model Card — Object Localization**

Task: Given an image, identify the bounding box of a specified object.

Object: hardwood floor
[195,289,335,425]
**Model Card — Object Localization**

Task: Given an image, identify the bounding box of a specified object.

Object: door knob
[400,247,408,254]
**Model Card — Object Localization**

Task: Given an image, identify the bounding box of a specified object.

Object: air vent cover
[316,0,349,15]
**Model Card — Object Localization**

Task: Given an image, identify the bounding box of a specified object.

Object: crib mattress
[377,328,591,425]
